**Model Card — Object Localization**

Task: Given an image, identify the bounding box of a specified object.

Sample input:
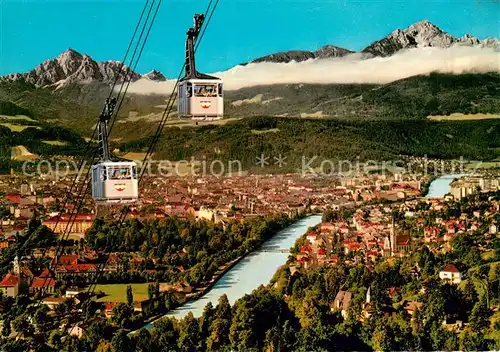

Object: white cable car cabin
[92,162,138,204]
[91,98,139,205]
[178,14,224,121]
[178,78,223,121]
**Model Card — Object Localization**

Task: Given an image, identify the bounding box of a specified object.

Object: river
[145,214,323,326]
[425,173,468,198]
[135,175,463,331]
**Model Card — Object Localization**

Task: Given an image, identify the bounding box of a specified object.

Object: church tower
[13,255,20,276]
[390,216,397,256]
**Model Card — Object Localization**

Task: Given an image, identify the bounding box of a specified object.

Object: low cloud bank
[125,45,500,95]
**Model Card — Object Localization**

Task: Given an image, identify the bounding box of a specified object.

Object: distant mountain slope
[0,72,498,143]
[251,45,354,64]
[2,21,498,84]
[361,20,497,57]
[0,19,497,143]
[121,116,500,171]
[0,79,167,136]
[0,48,166,88]
[225,73,500,120]
[0,115,87,173]
[247,20,498,64]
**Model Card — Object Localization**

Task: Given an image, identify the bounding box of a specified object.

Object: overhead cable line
[75,0,221,330]
[38,0,156,298]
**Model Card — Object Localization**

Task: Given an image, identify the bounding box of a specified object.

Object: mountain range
[0,48,167,88]
[1,20,498,88]
[0,19,499,167]
[250,20,498,63]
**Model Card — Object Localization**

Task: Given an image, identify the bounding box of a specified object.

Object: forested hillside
[120,116,500,170]
[0,73,498,141]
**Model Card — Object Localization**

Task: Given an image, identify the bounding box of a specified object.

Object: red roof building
[43,214,94,234]
[30,277,56,294]
[319,222,335,233]
[317,248,327,256]
[300,245,313,254]
[439,264,464,284]
[0,274,20,297]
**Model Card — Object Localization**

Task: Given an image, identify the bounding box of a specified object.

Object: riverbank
[128,213,311,334]
[128,255,245,334]
[137,255,246,332]
[425,173,468,198]
[138,214,322,326]
[420,175,437,197]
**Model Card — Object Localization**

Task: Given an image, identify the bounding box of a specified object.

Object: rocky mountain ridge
[0,48,165,88]
[1,21,498,86]
[251,20,499,63]
[361,20,498,57]
[250,45,354,64]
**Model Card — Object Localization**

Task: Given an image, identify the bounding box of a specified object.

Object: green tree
[1,318,11,337]
[61,335,82,352]
[281,320,297,351]
[112,303,133,327]
[34,304,49,326]
[229,299,257,351]
[462,280,478,311]
[178,312,200,351]
[444,333,459,352]
[464,246,482,267]
[429,321,448,351]
[207,318,231,352]
[164,291,176,311]
[12,315,33,337]
[264,326,283,352]
[207,295,233,351]
[127,285,134,306]
[134,328,153,352]
[49,330,63,350]
[84,320,107,350]
[153,318,178,350]
[148,283,154,301]
[111,329,132,352]
[0,340,28,352]
[459,330,487,351]
[215,294,232,321]
[198,301,215,350]
[372,324,393,351]
[469,296,490,331]
[155,281,160,299]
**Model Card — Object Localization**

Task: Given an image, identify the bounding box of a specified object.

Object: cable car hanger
[92,97,139,204]
[178,13,224,121]
[98,97,117,162]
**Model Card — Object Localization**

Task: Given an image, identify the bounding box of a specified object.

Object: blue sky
[0,0,499,77]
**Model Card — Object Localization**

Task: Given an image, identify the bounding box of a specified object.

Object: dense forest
[0,101,33,117]
[4,113,500,174]
[82,214,295,287]
[120,116,500,171]
[226,73,500,120]
[1,72,499,141]
[0,120,87,173]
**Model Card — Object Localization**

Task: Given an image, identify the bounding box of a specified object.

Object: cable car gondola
[178,14,223,121]
[91,98,139,204]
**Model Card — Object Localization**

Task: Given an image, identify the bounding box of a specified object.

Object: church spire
[13,255,20,276]
[390,215,396,256]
